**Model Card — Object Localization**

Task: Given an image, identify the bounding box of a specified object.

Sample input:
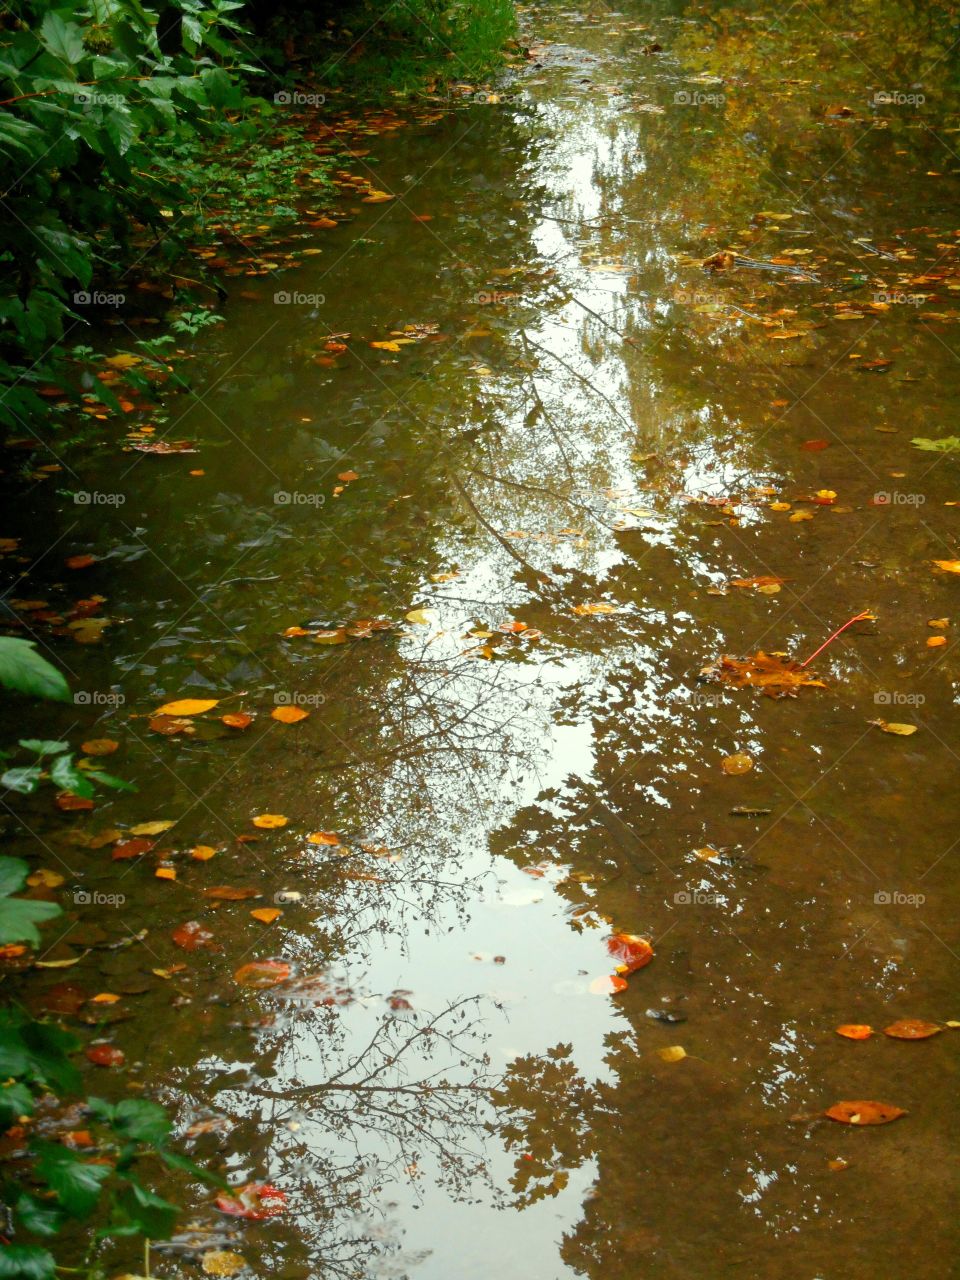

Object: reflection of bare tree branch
[446,463,548,584]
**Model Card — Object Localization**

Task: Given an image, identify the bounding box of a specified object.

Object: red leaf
[606,933,654,973]
[85,1044,124,1067]
[172,920,215,951]
[215,1183,287,1219]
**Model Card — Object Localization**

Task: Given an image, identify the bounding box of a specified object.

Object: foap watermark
[273,291,326,307]
[73,290,125,308]
[75,91,125,107]
[274,90,326,107]
[873,490,925,506]
[675,290,724,307]
[674,89,725,107]
[274,691,326,708]
[476,290,517,306]
[74,490,125,507]
[874,889,925,907]
[274,490,326,507]
[73,889,126,907]
[674,889,720,906]
[872,90,925,107]
[873,290,925,307]
[691,690,724,708]
[73,690,125,707]
[874,690,925,706]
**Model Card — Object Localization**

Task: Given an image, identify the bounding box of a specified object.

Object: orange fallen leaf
[307,831,340,846]
[836,1024,873,1040]
[56,793,94,812]
[234,960,291,988]
[589,974,629,995]
[271,706,309,723]
[825,1100,906,1125]
[221,712,253,729]
[155,867,176,881]
[933,560,960,574]
[702,652,825,697]
[190,845,217,861]
[721,752,753,775]
[572,602,618,616]
[927,635,947,648]
[252,814,287,829]
[883,1018,941,1040]
[91,993,120,1004]
[155,698,219,716]
[65,554,96,570]
[251,908,282,924]
[204,885,261,900]
[337,470,359,482]
[81,739,118,756]
[606,933,653,973]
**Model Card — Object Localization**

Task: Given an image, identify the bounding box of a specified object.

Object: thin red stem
[799,611,873,668]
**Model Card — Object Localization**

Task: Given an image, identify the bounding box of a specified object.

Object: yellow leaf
[26,868,65,888]
[191,845,218,861]
[362,190,394,203]
[155,867,176,881]
[927,635,947,647]
[252,814,288,829]
[721,752,753,775]
[572,602,618,616]
[152,964,187,979]
[307,831,340,846]
[933,560,960,573]
[869,720,918,736]
[155,698,219,716]
[272,705,309,723]
[104,353,141,369]
[201,1251,247,1277]
[91,993,120,1004]
[405,608,437,625]
[656,1046,687,1062]
[371,340,401,352]
[789,511,814,522]
[251,907,282,924]
[129,820,175,836]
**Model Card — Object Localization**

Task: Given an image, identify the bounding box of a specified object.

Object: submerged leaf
[883,1019,941,1040]
[825,1100,906,1125]
[702,651,825,697]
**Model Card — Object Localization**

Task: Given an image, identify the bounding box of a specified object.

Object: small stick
[800,611,873,668]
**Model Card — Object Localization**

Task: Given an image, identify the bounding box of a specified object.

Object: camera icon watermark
[74,91,124,107]
[674,889,720,906]
[72,290,125,308]
[273,90,326,107]
[674,90,725,107]
[273,490,326,507]
[873,491,925,506]
[476,290,517,306]
[273,291,325,307]
[274,691,326,707]
[872,290,924,306]
[872,90,925,107]
[73,889,126,907]
[74,490,126,506]
[874,690,925,706]
[874,890,925,906]
[73,690,125,707]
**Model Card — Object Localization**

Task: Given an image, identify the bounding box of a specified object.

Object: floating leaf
[85,1044,124,1067]
[215,1184,287,1219]
[836,1024,873,1040]
[606,933,653,973]
[250,908,282,924]
[129,820,175,836]
[252,814,287,829]
[825,1100,906,1125]
[405,608,437,625]
[204,886,261,901]
[883,1019,941,1040]
[721,753,753,775]
[702,652,825,697]
[234,960,291,988]
[932,560,960,574]
[868,720,918,736]
[202,1251,246,1277]
[271,706,308,723]
[171,921,214,951]
[190,845,217,861]
[112,838,154,861]
[589,974,628,995]
[80,739,118,756]
[155,698,218,716]
[221,713,253,730]
[572,602,618,616]
[307,831,340,846]
[656,1045,687,1063]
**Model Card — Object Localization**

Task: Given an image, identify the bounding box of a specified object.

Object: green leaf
[85,769,136,792]
[20,1021,81,1093]
[48,755,94,799]
[912,435,960,452]
[0,1245,56,1280]
[0,1082,35,1125]
[117,1179,179,1238]
[1,766,44,795]
[0,898,60,947]
[158,1146,228,1187]
[14,1193,61,1238]
[0,857,29,898]
[111,1099,172,1144]
[34,1143,111,1216]
[0,640,70,703]
[38,14,86,67]
[18,740,70,756]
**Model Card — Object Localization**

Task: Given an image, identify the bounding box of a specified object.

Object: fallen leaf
[656,1045,687,1063]
[204,886,261,901]
[337,470,359,483]
[221,713,253,729]
[606,933,653,973]
[215,1184,287,1219]
[932,560,960,573]
[406,608,437,625]
[190,845,217,861]
[722,752,753,775]
[868,720,918,736]
[233,960,291,988]
[172,921,215,951]
[81,739,118,756]
[155,698,218,716]
[129,820,176,836]
[252,814,288,829]
[112,838,154,861]
[825,1100,906,1125]
[202,1251,246,1277]
[251,908,282,924]
[85,1044,124,1067]
[271,706,309,723]
[836,1024,873,1040]
[883,1018,941,1040]
[91,993,120,1004]
[572,602,618,616]
[702,652,825,697]
[26,868,65,888]
[589,974,629,995]
[65,554,96,570]
[148,715,195,736]
[927,635,947,648]
[155,867,176,881]
[307,831,340,846]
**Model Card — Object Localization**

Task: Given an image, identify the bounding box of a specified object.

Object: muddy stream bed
[4,0,960,1276]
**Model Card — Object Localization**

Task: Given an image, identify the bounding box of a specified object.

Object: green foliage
[0,640,70,702]
[0,858,60,946]
[912,436,960,452]
[0,0,252,433]
[0,738,135,799]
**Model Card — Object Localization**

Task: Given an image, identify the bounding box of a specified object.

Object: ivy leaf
[0,639,69,702]
[33,1142,111,1216]
[0,897,61,947]
[0,1245,56,1280]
